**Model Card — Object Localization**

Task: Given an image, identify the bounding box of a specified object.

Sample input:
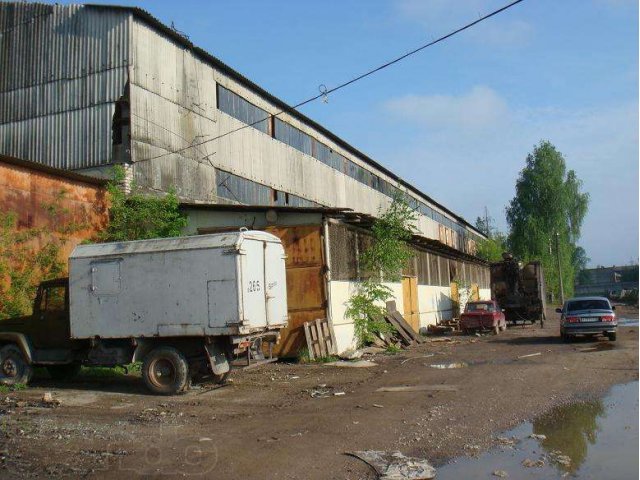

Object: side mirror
[555,308,562,314]
[612,305,616,311]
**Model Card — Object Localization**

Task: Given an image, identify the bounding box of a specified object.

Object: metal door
[402,276,420,332]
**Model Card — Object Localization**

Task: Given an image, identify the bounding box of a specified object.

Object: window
[41,286,66,312]
[566,299,611,312]
[217,85,269,134]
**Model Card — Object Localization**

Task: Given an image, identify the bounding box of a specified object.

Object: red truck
[460,300,507,335]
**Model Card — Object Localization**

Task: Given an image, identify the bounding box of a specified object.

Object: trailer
[0,230,288,394]
[490,253,547,327]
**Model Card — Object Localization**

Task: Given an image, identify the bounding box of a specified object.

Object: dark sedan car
[557,296,617,342]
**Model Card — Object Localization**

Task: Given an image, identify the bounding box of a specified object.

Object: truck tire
[0,344,33,386]
[47,364,81,381]
[142,347,190,395]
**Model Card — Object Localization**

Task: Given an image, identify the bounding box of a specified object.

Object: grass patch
[79,363,142,378]
[385,344,401,355]
[0,383,27,393]
[298,348,340,364]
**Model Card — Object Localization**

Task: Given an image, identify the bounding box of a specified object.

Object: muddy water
[437,381,639,479]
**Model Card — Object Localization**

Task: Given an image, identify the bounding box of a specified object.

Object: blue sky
[57,0,639,266]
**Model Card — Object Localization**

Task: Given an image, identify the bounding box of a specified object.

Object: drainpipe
[322,217,334,331]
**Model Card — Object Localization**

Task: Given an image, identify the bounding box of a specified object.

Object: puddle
[429,362,468,369]
[436,381,639,479]
[618,317,639,327]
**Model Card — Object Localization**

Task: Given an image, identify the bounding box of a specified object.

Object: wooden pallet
[303,318,338,360]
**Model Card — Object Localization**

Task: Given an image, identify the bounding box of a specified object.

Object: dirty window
[42,286,66,312]
[416,250,430,285]
[217,84,269,134]
[328,224,358,281]
[466,302,494,312]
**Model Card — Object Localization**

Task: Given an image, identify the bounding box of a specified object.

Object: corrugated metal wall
[0,3,130,169]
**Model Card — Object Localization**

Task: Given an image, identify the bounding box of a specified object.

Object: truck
[0,230,288,395]
[490,253,547,327]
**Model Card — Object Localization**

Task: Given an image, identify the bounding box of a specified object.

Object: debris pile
[347,450,436,480]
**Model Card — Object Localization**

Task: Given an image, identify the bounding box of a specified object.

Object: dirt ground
[0,307,637,479]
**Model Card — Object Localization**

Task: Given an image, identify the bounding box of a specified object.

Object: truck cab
[0,278,83,384]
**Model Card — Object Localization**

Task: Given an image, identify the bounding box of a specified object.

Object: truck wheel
[142,347,189,395]
[47,364,81,381]
[0,344,33,386]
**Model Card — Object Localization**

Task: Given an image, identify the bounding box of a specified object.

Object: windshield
[466,302,495,312]
[566,299,610,312]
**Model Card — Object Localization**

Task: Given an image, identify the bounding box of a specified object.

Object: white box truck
[0,230,288,394]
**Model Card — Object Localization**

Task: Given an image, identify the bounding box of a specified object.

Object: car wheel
[142,346,190,395]
[499,324,507,332]
[47,364,82,381]
[0,344,33,386]
[561,331,569,343]
[607,332,617,342]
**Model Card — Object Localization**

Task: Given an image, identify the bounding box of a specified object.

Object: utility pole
[555,232,565,304]
[484,206,490,237]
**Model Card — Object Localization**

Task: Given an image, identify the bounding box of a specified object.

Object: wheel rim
[148,358,177,388]
[2,357,19,378]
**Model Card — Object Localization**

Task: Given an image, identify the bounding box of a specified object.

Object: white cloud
[394,0,534,47]
[384,85,509,131]
[380,86,638,266]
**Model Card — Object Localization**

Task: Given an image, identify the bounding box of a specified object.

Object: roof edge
[84,3,484,237]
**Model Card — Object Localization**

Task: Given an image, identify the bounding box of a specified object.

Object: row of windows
[216,169,320,208]
[328,224,488,287]
[216,84,482,247]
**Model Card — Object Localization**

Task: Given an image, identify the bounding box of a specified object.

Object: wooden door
[265,225,326,357]
[402,276,420,332]
[450,281,460,318]
[471,283,480,301]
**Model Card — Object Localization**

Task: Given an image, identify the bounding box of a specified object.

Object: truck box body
[68,231,288,339]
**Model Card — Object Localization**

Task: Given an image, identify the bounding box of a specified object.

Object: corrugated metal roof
[83,3,484,238]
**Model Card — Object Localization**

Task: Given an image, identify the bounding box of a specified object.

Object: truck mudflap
[204,343,230,376]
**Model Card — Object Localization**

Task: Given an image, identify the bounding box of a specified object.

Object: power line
[136,0,525,164]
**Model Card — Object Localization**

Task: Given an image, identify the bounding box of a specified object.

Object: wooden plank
[315,319,327,357]
[303,322,315,361]
[384,314,414,346]
[391,311,425,344]
[376,384,458,393]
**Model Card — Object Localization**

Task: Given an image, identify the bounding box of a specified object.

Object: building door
[402,276,420,332]
[471,283,480,301]
[265,225,326,357]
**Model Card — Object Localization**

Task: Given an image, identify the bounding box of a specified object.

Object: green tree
[345,193,417,346]
[100,166,187,242]
[506,141,589,300]
[474,215,508,263]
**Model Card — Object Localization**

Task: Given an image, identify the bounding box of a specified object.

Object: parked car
[460,300,507,334]
[556,296,617,342]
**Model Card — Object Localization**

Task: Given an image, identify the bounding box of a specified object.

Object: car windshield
[466,303,494,312]
[566,299,610,312]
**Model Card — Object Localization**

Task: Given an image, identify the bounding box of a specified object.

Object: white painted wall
[417,285,453,327]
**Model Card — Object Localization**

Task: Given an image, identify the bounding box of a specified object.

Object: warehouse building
[1,3,490,354]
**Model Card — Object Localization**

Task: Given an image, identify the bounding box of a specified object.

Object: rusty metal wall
[0,3,130,169]
[0,157,109,261]
[265,225,326,357]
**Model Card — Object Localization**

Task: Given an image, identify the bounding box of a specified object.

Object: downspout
[322,217,334,336]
